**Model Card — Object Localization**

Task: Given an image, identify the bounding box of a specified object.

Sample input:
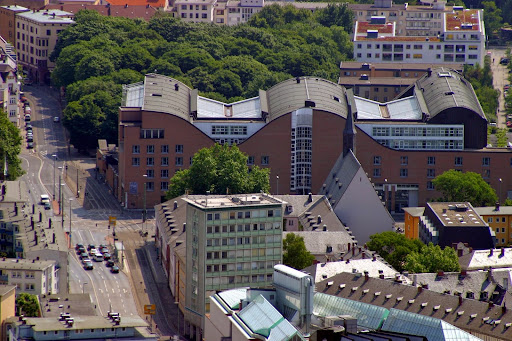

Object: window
[248,156,254,165]
[132,145,140,154]
[427,169,435,178]
[146,157,154,166]
[482,157,490,166]
[161,157,169,166]
[373,168,381,177]
[175,157,183,166]
[175,145,184,154]
[132,158,140,166]
[261,156,269,165]
[146,182,154,191]
[47,29,51,35]
[455,157,463,166]
[488,217,493,223]
[161,169,169,178]
[400,156,408,165]
[400,168,408,177]
[483,169,490,178]
[161,145,169,154]
[147,145,155,154]
[140,129,164,139]
[373,156,381,165]
[146,169,155,178]
[161,182,169,191]
[427,181,434,190]
[427,156,435,165]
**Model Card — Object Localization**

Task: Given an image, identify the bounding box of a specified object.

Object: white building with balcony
[0,258,58,296]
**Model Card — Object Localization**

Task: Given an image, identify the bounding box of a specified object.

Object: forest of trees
[50,5,354,151]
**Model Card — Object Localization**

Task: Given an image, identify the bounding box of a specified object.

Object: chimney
[174,83,179,91]
[418,286,423,293]
[489,249,494,257]
[364,270,369,281]
[379,274,384,279]
[362,253,366,259]
[183,223,186,232]
[317,215,321,224]
[427,68,432,77]
[308,192,312,203]
[348,243,351,251]
[496,202,500,211]
[32,259,35,263]
[459,296,463,306]
[372,255,376,261]
[173,201,178,210]
[322,225,327,231]
[53,233,55,243]
[296,77,300,84]
[501,248,505,257]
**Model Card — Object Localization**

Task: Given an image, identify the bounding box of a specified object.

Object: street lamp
[142,174,147,225]
[60,184,65,215]
[276,175,279,195]
[58,167,62,213]
[499,178,503,203]
[175,301,180,336]
[52,154,57,200]
[82,282,88,294]
[69,198,73,247]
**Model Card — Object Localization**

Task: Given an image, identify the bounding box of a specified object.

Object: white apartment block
[175,0,216,23]
[353,8,485,66]
[225,0,264,25]
[15,9,74,83]
[0,37,20,125]
[0,258,58,296]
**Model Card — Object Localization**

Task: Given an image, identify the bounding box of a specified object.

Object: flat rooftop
[428,202,486,227]
[446,9,481,31]
[0,258,55,271]
[183,194,284,209]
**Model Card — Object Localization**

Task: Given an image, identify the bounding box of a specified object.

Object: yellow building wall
[404,212,420,240]
[0,287,16,341]
[481,214,512,247]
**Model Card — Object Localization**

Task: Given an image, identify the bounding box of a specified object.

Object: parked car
[27,142,34,149]
[105,260,115,267]
[88,248,97,256]
[75,243,84,250]
[25,123,32,130]
[80,252,88,260]
[507,121,512,128]
[500,57,509,65]
[110,265,119,273]
[87,244,96,251]
[44,202,51,210]
[82,258,91,265]
[26,136,33,142]
[53,117,60,123]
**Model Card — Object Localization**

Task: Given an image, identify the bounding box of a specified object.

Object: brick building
[111,70,512,213]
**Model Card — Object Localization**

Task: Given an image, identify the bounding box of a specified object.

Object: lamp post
[58,167,62,213]
[142,174,147,228]
[82,282,88,294]
[175,301,180,337]
[499,178,503,203]
[276,175,279,195]
[52,154,57,200]
[69,198,73,247]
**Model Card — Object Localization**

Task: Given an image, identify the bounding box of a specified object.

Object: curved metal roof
[415,68,486,120]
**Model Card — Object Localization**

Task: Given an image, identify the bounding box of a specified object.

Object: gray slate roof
[319,150,360,207]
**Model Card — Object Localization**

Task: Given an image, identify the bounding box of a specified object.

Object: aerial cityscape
[0,0,512,339]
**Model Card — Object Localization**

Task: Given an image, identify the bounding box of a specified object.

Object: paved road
[488,49,510,129]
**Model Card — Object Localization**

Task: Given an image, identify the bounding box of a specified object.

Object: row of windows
[206,247,279,260]
[12,283,34,290]
[181,13,208,19]
[42,328,126,336]
[376,139,464,150]
[10,271,35,278]
[133,144,183,154]
[181,4,208,10]
[132,157,183,167]
[140,129,164,139]
[206,260,274,273]
[207,210,281,221]
[205,274,272,286]
[374,167,491,180]
[137,181,167,191]
[373,155,465,166]
[360,52,479,62]
[206,234,281,247]
[372,126,463,137]
[206,222,281,234]
[488,217,508,223]
[211,125,248,135]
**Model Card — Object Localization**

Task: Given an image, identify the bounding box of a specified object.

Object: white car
[53,117,60,123]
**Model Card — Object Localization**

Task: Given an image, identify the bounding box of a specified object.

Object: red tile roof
[357,21,394,34]
[446,9,480,31]
[43,3,158,20]
[357,36,440,42]
[106,0,167,8]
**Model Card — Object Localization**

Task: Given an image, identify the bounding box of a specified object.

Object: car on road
[103,252,111,260]
[26,136,33,142]
[93,253,104,262]
[44,202,51,210]
[110,265,119,273]
[77,247,86,255]
[25,124,32,131]
[100,247,109,254]
[80,252,88,259]
[87,244,96,251]
[75,243,84,250]
[26,132,33,138]
[507,121,512,128]
[83,260,94,270]
[82,258,91,265]
[53,117,60,123]
[501,57,509,65]
[27,142,34,149]
[89,248,97,256]
[40,194,50,205]
[105,260,115,267]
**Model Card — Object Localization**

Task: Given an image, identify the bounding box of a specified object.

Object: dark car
[77,246,86,255]
[500,57,509,65]
[75,243,84,250]
[83,261,93,270]
[105,260,115,267]
[80,252,88,259]
[25,125,32,132]
[27,142,34,149]
[110,265,119,273]
[100,247,109,254]
[44,202,51,210]
[103,252,111,260]
[87,244,96,251]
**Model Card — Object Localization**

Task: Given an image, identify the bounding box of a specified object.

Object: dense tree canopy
[0,111,23,179]
[283,233,315,270]
[463,57,499,123]
[367,232,423,272]
[165,144,270,199]
[51,8,353,151]
[16,293,39,317]
[405,243,460,273]
[432,170,498,207]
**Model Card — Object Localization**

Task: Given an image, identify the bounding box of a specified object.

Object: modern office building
[182,193,284,338]
[114,70,511,213]
[353,7,485,66]
[14,9,74,83]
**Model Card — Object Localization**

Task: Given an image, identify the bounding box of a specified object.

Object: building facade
[15,9,74,83]
[0,6,29,45]
[0,36,21,125]
[0,258,58,295]
[183,193,284,338]
[474,204,512,247]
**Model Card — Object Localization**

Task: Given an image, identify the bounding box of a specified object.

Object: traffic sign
[144,304,156,315]
[109,216,117,226]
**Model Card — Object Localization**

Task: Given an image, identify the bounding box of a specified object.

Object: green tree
[405,243,461,273]
[315,3,354,33]
[16,293,39,317]
[432,169,498,206]
[482,1,503,39]
[283,233,315,270]
[0,111,23,179]
[367,231,423,272]
[166,144,270,199]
